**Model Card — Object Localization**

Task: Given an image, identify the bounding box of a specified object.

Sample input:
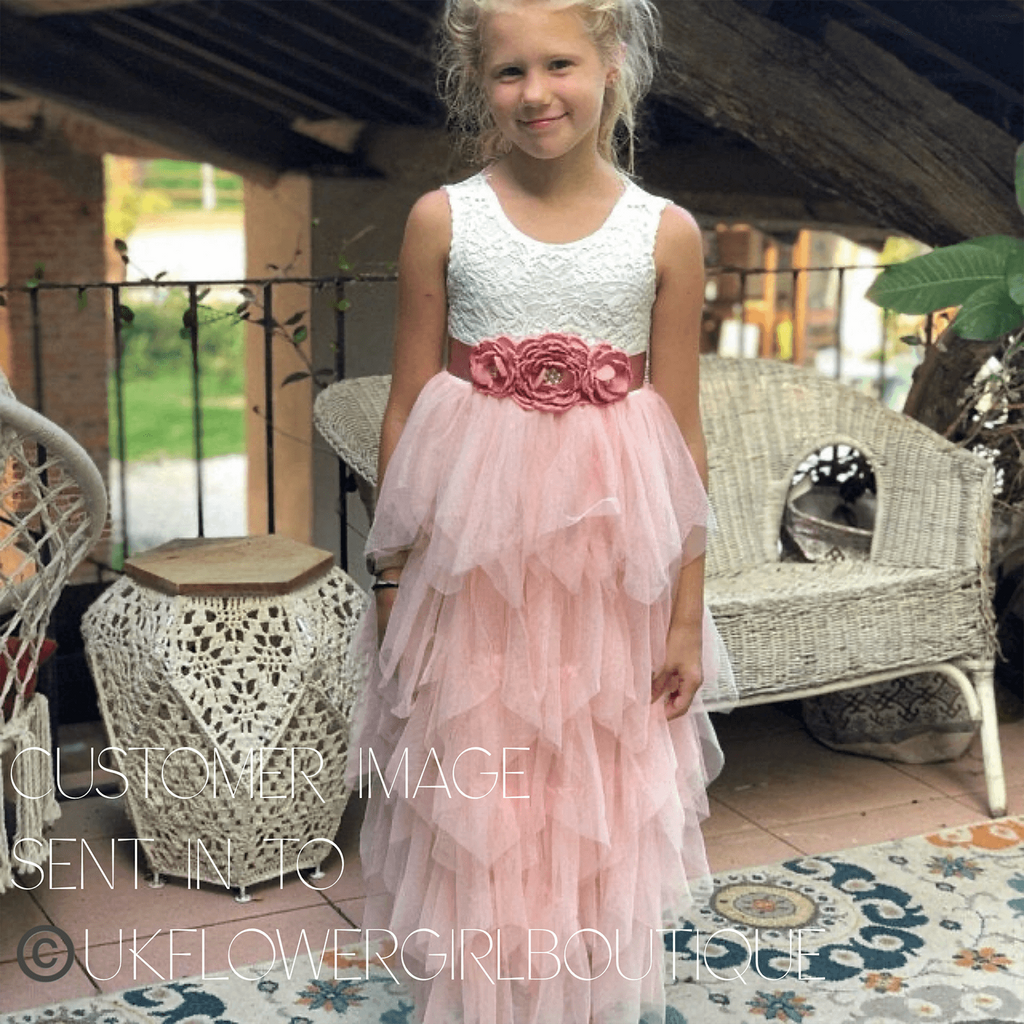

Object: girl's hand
[374,570,402,646]
[652,621,703,720]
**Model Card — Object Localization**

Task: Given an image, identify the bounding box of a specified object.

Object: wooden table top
[124,535,335,597]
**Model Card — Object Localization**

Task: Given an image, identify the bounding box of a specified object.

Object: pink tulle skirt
[348,371,736,1024]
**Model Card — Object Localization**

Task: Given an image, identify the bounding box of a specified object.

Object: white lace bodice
[444,172,668,357]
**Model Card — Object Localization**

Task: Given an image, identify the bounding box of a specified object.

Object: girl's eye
[497,66,522,79]
[550,59,573,70]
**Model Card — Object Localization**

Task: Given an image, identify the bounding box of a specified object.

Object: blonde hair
[437,0,660,172]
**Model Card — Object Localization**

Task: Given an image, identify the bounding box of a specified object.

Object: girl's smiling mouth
[520,113,568,128]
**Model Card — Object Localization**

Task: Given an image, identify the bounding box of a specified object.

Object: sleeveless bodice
[444,172,669,358]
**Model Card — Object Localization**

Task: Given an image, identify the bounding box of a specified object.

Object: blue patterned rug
[5,818,1022,1024]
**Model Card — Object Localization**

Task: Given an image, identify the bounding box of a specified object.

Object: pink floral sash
[447,335,645,413]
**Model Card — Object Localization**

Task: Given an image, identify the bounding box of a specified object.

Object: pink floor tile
[0,888,51,964]
[952,781,1024,818]
[46,793,134,840]
[326,897,365,928]
[889,720,1022,802]
[708,726,936,827]
[704,826,803,874]
[772,795,986,855]
[700,797,759,838]
[288,847,366,903]
[0,955,98,1015]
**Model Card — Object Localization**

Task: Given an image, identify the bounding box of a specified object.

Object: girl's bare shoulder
[655,200,704,294]
[403,189,452,267]
[654,202,704,282]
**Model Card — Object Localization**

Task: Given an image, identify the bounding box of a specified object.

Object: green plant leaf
[77,288,88,311]
[196,288,210,303]
[1007,238,1024,306]
[866,241,1006,312]
[281,370,310,386]
[118,304,134,324]
[951,282,1024,341]
[335,298,351,313]
[114,238,128,254]
[292,325,308,344]
[284,310,306,326]
[1016,141,1024,215]
[969,235,1024,260]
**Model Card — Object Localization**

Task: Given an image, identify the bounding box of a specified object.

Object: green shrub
[118,291,244,385]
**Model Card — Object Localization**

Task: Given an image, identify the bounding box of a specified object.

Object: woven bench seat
[708,562,989,703]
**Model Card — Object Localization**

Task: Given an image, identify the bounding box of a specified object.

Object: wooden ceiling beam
[4,0,169,13]
[638,138,891,235]
[836,0,1023,108]
[250,0,432,113]
[0,6,364,179]
[148,5,425,125]
[309,0,436,71]
[656,0,1020,246]
[101,11,346,121]
[389,0,438,31]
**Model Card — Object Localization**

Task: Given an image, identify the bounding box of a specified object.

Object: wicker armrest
[866,420,993,571]
[313,375,391,490]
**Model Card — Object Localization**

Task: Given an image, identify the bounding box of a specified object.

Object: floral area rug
[663,817,1023,1023]
[5,818,1021,1024]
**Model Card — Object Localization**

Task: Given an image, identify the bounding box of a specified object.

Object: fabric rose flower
[513,333,591,412]
[585,344,633,404]
[469,336,518,397]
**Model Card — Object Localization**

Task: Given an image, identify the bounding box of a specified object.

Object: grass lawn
[109,370,245,462]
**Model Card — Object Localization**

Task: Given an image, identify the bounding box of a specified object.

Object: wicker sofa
[315,356,1006,817]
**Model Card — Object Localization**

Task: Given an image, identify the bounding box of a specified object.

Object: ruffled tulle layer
[349,372,736,1024]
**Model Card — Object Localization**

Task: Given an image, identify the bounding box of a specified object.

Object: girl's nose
[520,69,550,107]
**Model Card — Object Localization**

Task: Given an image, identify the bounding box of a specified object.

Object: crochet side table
[82,535,367,900]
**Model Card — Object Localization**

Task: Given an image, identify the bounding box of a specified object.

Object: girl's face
[480,3,614,164]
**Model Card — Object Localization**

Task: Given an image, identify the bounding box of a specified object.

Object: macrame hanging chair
[1,369,107,893]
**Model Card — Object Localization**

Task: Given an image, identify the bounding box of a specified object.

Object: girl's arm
[379,190,451,484]
[649,203,708,721]
[374,190,450,635]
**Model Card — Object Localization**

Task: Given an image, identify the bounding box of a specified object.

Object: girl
[351,1,736,1020]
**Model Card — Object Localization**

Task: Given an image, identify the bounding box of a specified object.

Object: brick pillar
[242,173,316,544]
[243,128,462,577]
[0,124,111,573]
